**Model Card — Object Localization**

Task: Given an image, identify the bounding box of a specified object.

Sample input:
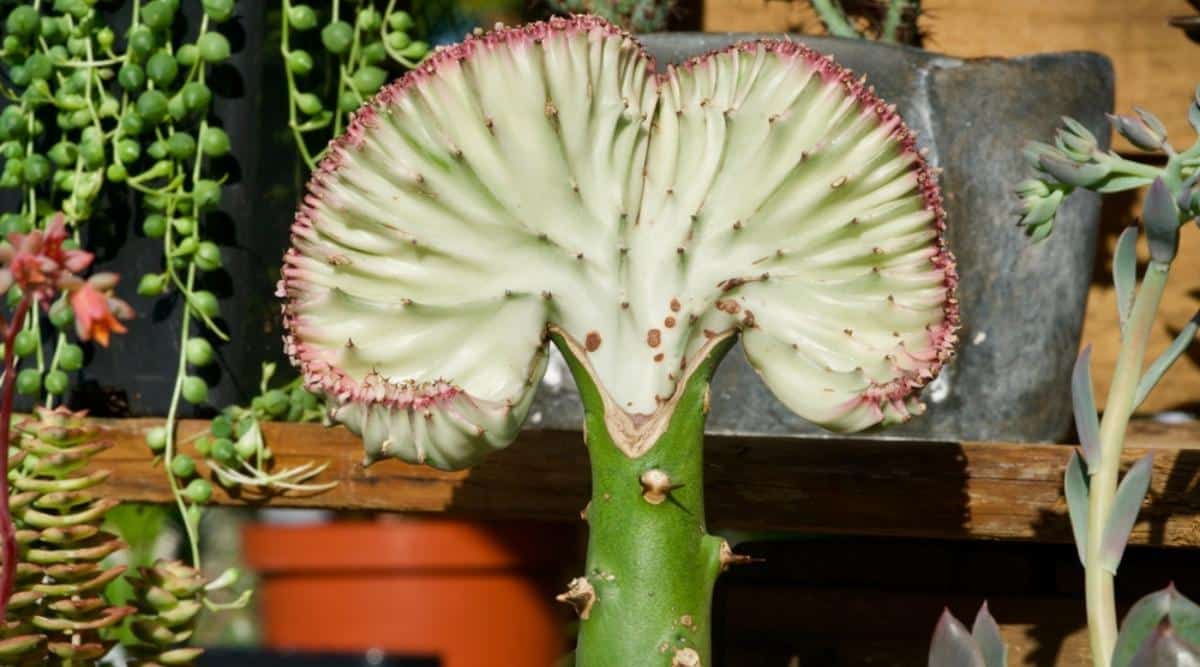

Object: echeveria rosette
[1020,93,1200,240]
[279,16,959,470]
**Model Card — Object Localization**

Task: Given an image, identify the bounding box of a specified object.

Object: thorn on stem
[556,577,596,620]
[673,648,702,667]
[719,539,761,571]
[640,468,675,505]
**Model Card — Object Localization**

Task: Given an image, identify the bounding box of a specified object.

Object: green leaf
[1064,449,1089,567]
[1072,346,1100,467]
[1114,588,1174,667]
[260,362,277,394]
[1134,313,1199,411]
[1190,98,1200,137]
[929,609,985,667]
[1143,177,1180,263]
[1113,226,1138,333]
[1168,588,1200,647]
[971,603,1008,667]
[1133,627,1200,667]
[1100,454,1154,575]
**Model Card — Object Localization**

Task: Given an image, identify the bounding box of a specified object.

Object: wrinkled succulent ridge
[280,15,957,467]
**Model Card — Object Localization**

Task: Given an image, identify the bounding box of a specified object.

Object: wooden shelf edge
[88,418,1200,547]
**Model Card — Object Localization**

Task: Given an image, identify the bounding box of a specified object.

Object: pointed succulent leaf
[1190,85,1200,135]
[929,609,986,667]
[1115,587,1176,667]
[1028,220,1053,243]
[1023,140,1062,169]
[1038,154,1108,188]
[971,603,1008,667]
[1109,113,1165,152]
[1135,312,1199,411]
[1135,107,1169,141]
[1113,226,1138,332]
[1071,345,1100,467]
[1014,179,1049,199]
[1019,189,1065,229]
[1144,177,1181,263]
[1097,174,1157,194]
[280,18,959,468]
[1061,116,1098,149]
[1129,622,1200,667]
[1055,130,1095,163]
[1168,588,1200,646]
[1101,453,1154,574]
[1180,171,1200,208]
[1064,449,1089,566]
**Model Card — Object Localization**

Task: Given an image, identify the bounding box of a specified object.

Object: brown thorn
[555,577,596,620]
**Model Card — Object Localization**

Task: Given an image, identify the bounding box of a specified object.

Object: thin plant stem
[1085,261,1171,666]
[810,0,861,39]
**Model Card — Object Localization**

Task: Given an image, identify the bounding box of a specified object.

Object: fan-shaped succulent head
[280,16,958,470]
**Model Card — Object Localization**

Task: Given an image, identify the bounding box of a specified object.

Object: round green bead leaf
[185,337,215,366]
[146,426,168,452]
[13,330,36,357]
[16,369,41,396]
[287,5,318,30]
[197,32,231,63]
[58,343,84,371]
[43,370,68,396]
[202,0,236,22]
[182,376,209,404]
[171,454,197,478]
[321,21,354,54]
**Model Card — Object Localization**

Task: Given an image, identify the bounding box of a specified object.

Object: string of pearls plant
[0,0,402,621]
[280,0,429,169]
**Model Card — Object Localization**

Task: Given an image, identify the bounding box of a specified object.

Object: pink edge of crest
[682,39,961,422]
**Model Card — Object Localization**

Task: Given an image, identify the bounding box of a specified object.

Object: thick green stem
[1086,261,1170,666]
[555,334,735,667]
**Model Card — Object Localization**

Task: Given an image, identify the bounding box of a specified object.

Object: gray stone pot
[526,34,1114,444]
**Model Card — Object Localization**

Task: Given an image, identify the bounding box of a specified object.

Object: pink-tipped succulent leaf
[280,16,958,470]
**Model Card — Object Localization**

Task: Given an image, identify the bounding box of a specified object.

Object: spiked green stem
[556,332,735,667]
[1086,260,1170,666]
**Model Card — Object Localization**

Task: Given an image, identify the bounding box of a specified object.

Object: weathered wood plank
[90,418,1200,546]
[700,0,1200,151]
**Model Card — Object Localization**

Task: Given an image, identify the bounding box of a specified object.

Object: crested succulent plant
[545,0,675,33]
[124,560,206,666]
[280,15,957,665]
[0,407,133,665]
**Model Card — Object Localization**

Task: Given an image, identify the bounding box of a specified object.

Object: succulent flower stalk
[0,408,134,665]
[280,16,957,665]
[1021,96,1200,667]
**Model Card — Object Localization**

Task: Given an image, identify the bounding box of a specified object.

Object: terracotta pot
[243,518,573,667]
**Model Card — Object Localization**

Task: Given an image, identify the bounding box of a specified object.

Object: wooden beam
[92,419,1200,547]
